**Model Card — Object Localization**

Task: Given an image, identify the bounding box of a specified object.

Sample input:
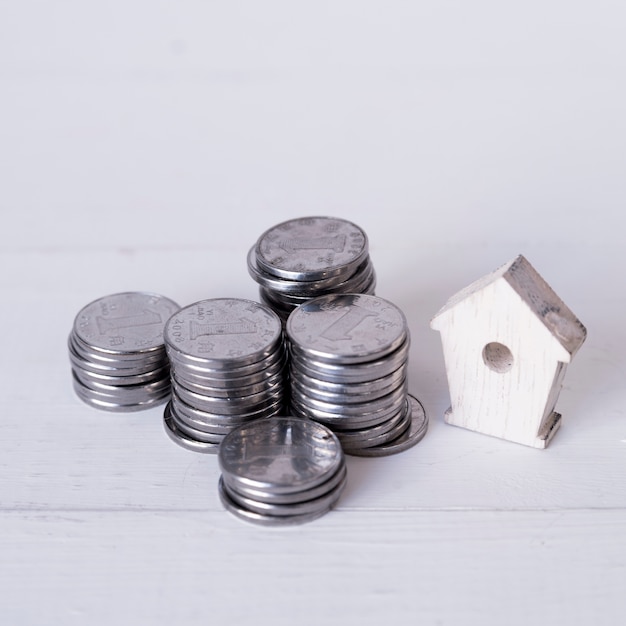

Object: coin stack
[218,416,347,526]
[247,216,376,323]
[68,292,180,412]
[163,298,287,453]
[286,293,428,456]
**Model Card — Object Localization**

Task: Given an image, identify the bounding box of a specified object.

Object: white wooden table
[1,3,625,624]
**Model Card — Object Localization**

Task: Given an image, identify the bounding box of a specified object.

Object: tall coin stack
[69,292,180,412]
[163,298,287,453]
[286,293,428,456]
[247,216,376,323]
[218,417,347,526]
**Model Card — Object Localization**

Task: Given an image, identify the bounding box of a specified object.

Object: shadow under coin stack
[286,294,428,456]
[247,216,376,324]
[218,417,347,526]
[68,292,180,412]
[163,298,287,453]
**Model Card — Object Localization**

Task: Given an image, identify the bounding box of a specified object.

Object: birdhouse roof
[431,255,587,357]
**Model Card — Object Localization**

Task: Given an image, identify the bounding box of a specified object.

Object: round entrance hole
[482,342,514,373]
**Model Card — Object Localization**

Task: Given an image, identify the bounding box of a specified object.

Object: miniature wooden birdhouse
[430,255,586,448]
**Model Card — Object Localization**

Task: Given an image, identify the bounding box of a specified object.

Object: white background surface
[1,2,625,624]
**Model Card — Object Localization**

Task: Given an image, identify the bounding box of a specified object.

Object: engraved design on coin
[287,294,407,362]
[165,299,282,361]
[256,216,368,276]
[219,417,343,491]
[73,292,180,352]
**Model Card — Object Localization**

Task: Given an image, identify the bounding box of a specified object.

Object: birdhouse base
[444,408,562,449]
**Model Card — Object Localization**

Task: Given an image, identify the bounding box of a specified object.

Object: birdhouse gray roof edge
[431,254,587,357]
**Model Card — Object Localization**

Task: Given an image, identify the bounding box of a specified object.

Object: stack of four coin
[218,417,347,526]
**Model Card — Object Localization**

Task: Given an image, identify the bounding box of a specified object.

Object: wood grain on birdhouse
[431,255,586,448]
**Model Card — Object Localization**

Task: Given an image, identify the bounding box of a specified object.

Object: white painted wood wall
[1,2,625,624]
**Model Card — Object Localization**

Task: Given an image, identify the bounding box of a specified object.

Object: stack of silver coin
[162,298,287,453]
[218,416,347,526]
[69,292,180,412]
[247,216,376,323]
[286,293,428,456]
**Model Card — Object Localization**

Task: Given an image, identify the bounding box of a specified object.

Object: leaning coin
[333,400,409,446]
[345,395,428,457]
[169,408,225,445]
[163,401,221,454]
[339,400,412,451]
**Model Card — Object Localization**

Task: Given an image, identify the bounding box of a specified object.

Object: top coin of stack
[247,216,376,323]
[68,292,180,412]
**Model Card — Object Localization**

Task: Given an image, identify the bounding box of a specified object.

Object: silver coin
[167,343,285,377]
[290,364,405,397]
[171,388,285,424]
[72,374,170,405]
[251,257,375,303]
[164,299,282,368]
[168,404,226,444]
[173,358,288,390]
[69,332,167,365]
[163,401,220,454]
[345,395,428,457]
[222,471,346,517]
[223,463,347,505]
[72,369,170,395]
[172,379,283,415]
[289,394,406,429]
[257,260,374,305]
[248,246,374,295]
[338,399,411,449]
[172,369,284,399]
[72,292,179,356]
[290,371,406,405]
[290,380,408,416]
[172,403,249,435]
[219,416,344,495]
[73,379,169,412]
[218,476,338,526]
[254,216,369,282]
[259,289,295,315]
[71,362,169,387]
[287,294,408,365]
[68,337,166,376]
[289,339,409,383]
